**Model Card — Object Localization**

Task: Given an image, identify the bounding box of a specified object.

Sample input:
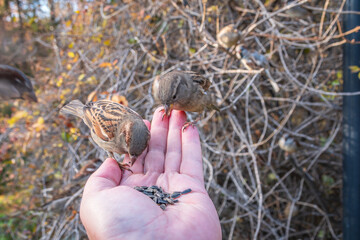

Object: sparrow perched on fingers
[0,64,37,102]
[217,24,241,49]
[60,99,150,171]
[153,70,219,129]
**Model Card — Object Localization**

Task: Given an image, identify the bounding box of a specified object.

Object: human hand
[80,108,222,240]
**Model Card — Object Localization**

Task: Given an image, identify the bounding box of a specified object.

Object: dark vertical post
[343,0,360,239]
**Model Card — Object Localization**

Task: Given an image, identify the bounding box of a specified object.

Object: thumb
[83,158,122,196]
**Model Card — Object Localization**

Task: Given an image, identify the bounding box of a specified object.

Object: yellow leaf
[60,88,71,100]
[33,110,40,116]
[28,17,35,25]
[98,47,104,58]
[71,54,79,63]
[68,42,74,49]
[66,64,72,70]
[68,52,75,58]
[32,117,45,132]
[144,15,151,21]
[61,72,69,78]
[75,10,80,14]
[73,86,80,95]
[102,19,107,28]
[70,127,78,134]
[86,76,97,84]
[38,117,44,124]
[65,20,72,27]
[56,77,63,87]
[78,74,86,81]
[7,111,29,127]
[103,39,111,46]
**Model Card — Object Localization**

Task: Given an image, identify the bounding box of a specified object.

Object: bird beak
[23,92,38,103]
[129,155,137,166]
[163,103,173,119]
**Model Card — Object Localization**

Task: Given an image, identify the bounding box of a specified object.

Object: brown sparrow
[60,99,150,171]
[278,134,298,153]
[0,64,37,102]
[284,1,311,19]
[217,24,241,49]
[153,70,219,128]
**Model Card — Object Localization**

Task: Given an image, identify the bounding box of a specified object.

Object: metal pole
[343,0,360,239]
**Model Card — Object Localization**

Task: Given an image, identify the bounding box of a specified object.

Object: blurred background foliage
[0,0,348,239]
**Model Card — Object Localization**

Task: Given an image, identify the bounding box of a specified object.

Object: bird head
[124,119,150,166]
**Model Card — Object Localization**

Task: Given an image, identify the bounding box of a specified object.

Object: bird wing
[83,100,139,141]
[184,71,211,91]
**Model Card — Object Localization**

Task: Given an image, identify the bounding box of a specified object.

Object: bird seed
[134,185,192,210]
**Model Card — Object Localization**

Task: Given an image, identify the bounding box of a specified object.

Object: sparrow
[0,64,37,102]
[278,133,298,153]
[237,46,280,93]
[153,70,219,128]
[284,1,311,19]
[217,24,241,49]
[60,99,150,171]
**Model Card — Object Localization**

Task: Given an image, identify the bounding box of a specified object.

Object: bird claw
[160,108,170,121]
[106,151,133,173]
[182,121,195,132]
[161,113,167,121]
[118,162,133,173]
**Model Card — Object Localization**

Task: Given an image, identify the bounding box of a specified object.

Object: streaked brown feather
[184,71,211,91]
[83,100,139,142]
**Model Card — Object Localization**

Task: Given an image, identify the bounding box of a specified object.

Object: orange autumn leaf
[98,62,112,68]
[87,91,98,102]
[112,59,119,65]
[111,94,128,106]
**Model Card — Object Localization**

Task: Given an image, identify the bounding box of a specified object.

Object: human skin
[80,107,222,240]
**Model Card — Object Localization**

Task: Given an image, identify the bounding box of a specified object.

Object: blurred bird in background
[217,24,241,49]
[0,64,37,102]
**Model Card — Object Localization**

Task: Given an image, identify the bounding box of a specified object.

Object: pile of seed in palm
[134,185,192,210]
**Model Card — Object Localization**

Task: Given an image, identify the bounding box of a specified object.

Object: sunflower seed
[171,192,182,199]
[181,188,192,194]
[134,186,192,211]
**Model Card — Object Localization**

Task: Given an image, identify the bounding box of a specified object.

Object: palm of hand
[80,108,221,240]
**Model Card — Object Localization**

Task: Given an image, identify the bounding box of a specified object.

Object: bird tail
[60,99,84,118]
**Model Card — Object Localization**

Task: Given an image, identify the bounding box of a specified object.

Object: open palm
[80,108,221,240]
